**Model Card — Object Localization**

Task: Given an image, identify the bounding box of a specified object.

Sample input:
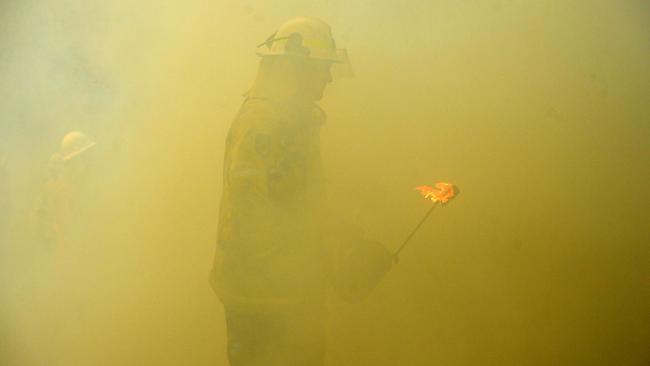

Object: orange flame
[415,182,457,203]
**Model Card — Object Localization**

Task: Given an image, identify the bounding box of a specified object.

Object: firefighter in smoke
[34,131,96,248]
[209,16,356,365]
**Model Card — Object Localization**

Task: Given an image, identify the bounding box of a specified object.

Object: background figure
[210,17,350,365]
[34,131,96,251]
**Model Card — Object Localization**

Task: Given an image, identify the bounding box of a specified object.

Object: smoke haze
[1,1,648,365]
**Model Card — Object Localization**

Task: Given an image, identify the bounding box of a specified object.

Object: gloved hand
[332,240,393,303]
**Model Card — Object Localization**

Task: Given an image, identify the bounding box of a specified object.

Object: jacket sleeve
[226,112,275,209]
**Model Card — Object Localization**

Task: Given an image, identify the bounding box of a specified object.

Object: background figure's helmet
[257,16,353,77]
[60,131,96,162]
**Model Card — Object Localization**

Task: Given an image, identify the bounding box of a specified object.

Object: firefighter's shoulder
[237,98,281,129]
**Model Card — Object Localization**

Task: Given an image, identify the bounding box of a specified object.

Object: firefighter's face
[295,58,333,101]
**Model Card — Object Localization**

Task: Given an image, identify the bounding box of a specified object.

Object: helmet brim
[256,48,348,64]
[61,141,96,162]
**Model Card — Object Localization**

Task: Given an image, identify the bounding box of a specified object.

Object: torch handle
[393,202,439,263]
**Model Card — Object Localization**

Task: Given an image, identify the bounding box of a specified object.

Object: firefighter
[209,16,350,365]
[34,131,96,248]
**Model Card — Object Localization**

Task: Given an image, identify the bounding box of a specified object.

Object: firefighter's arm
[227,129,273,206]
[226,105,281,206]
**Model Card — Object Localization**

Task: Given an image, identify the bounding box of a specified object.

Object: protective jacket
[210,97,332,308]
[34,176,70,244]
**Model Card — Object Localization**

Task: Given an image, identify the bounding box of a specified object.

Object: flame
[415,182,457,203]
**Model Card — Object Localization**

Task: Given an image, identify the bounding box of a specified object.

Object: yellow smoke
[1,1,648,365]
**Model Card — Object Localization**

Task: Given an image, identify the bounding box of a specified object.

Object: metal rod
[393,202,439,263]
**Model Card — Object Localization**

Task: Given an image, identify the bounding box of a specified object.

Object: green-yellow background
[0,1,648,365]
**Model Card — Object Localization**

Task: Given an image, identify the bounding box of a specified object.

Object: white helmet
[257,16,348,64]
[60,131,96,161]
